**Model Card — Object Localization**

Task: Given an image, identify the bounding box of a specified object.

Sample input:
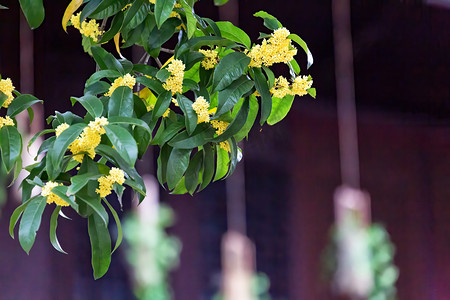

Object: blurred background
[0,0,449,299]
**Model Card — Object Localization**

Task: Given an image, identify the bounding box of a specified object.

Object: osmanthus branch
[160,47,175,54]
[155,57,163,68]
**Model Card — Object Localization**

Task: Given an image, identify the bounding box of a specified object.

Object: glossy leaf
[90,0,127,19]
[166,148,192,190]
[212,52,250,92]
[185,151,203,194]
[151,90,172,122]
[168,127,215,149]
[210,97,249,143]
[18,196,46,254]
[88,213,111,280]
[0,126,22,173]
[216,76,254,116]
[27,129,54,152]
[100,11,125,43]
[19,0,45,29]
[49,206,67,254]
[80,0,102,22]
[267,94,295,125]
[104,124,138,166]
[68,172,102,195]
[214,146,229,181]
[9,195,36,238]
[154,0,176,28]
[288,33,314,69]
[85,70,122,87]
[180,0,196,38]
[199,143,215,191]
[103,199,123,253]
[216,21,251,48]
[108,86,134,118]
[233,95,259,142]
[252,68,272,125]
[7,94,42,118]
[307,88,316,98]
[253,11,282,30]
[176,36,235,58]
[91,46,125,74]
[51,186,79,211]
[71,95,104,118]
[108,116,152,135]
[177,95,197,135]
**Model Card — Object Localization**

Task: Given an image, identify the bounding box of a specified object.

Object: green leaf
[51,185,80,211]
[18,196,46,254]
[108,116,152,136]
[166,148,192,189]
[85,81,110,96]
[154,0,176,28]
[148,17,181,55]
[103,199,123,253]
[0,4,8,9]
[180,0,196,38]
[71,95,104,118]
[68,172,102,195]
[77,193,109,225]
[171,177,188,194]
[91,46,125,74]
[168,127,215,149]
[252,68,272,125]
[212,52,250,92]
[176,36,235,58]
[0,91,7,107]
[216,76,254,116]
[80,0,102,22]
[267,94,295,125]
[124,179,146,198]
[177,95,197,135]
[50,206,67,254]
[104,124,138,167]
[185,150,203,194]
[216,21,251,48]
[253,11,282,30]
[288,33,314,69]
[90,0,127,19]
[199,143,215,191]
[213,0,229,5]
[108,86,134,118]
[122,0,149,29]
[226,137,238,177]
[88,213,111,280]
[18,0,45,29]
[214,146,229,181]
[28,129,54,152]
[7,94,42,118]
[100,11,125,43]
[136,76,165,95]
[151,118,185,146]
[0,125,22,173]
[85,70,122,87]
[210,97,250,143]
[233,95,258,142]
[151,90,172,125]
[307,87,316,98]
[48,123,86,179]
[9,195,36,238]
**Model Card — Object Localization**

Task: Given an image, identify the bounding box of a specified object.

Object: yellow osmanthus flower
[122,3,132,11]
[0,116,14,129]
[163,59,185,95]
[211,120,229,135]
[96,167,125,198]
[171,98,179,107]
[42,181,69,206]
[70,13,103,42]
[247,27,297,68]
[162,108,171,118]
[0,78,15,108]
[192,96,210,123]
[291,75,313,96]
[199,49,219,70]
[105,73,136,97]
[220,141,231,152]
[68,117,109,163]
[55,123,70,137]
[270,76,290,98]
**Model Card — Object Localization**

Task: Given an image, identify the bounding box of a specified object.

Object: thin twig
[155,57,163,68]
[138,52,150,64]
[160,47,175,54]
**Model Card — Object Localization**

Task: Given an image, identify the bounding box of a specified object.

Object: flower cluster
[211,120,229,135]
[0,78,15,108]
[42,181,69,206]
[0,116,14,129]
[199,49,219,70]
[163,59,185,95]
[192,96,210,123]
[96,167,126,198]
[70,12,103,42]
[105,74,136,97]
[269,75,313,98]
[56,117,109,163]
[219,141,231,152]
[247,28,297,68]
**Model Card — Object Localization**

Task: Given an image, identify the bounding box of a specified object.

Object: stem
[160,47,175,54]
[138,52,150,64]
[155,57,163,68]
